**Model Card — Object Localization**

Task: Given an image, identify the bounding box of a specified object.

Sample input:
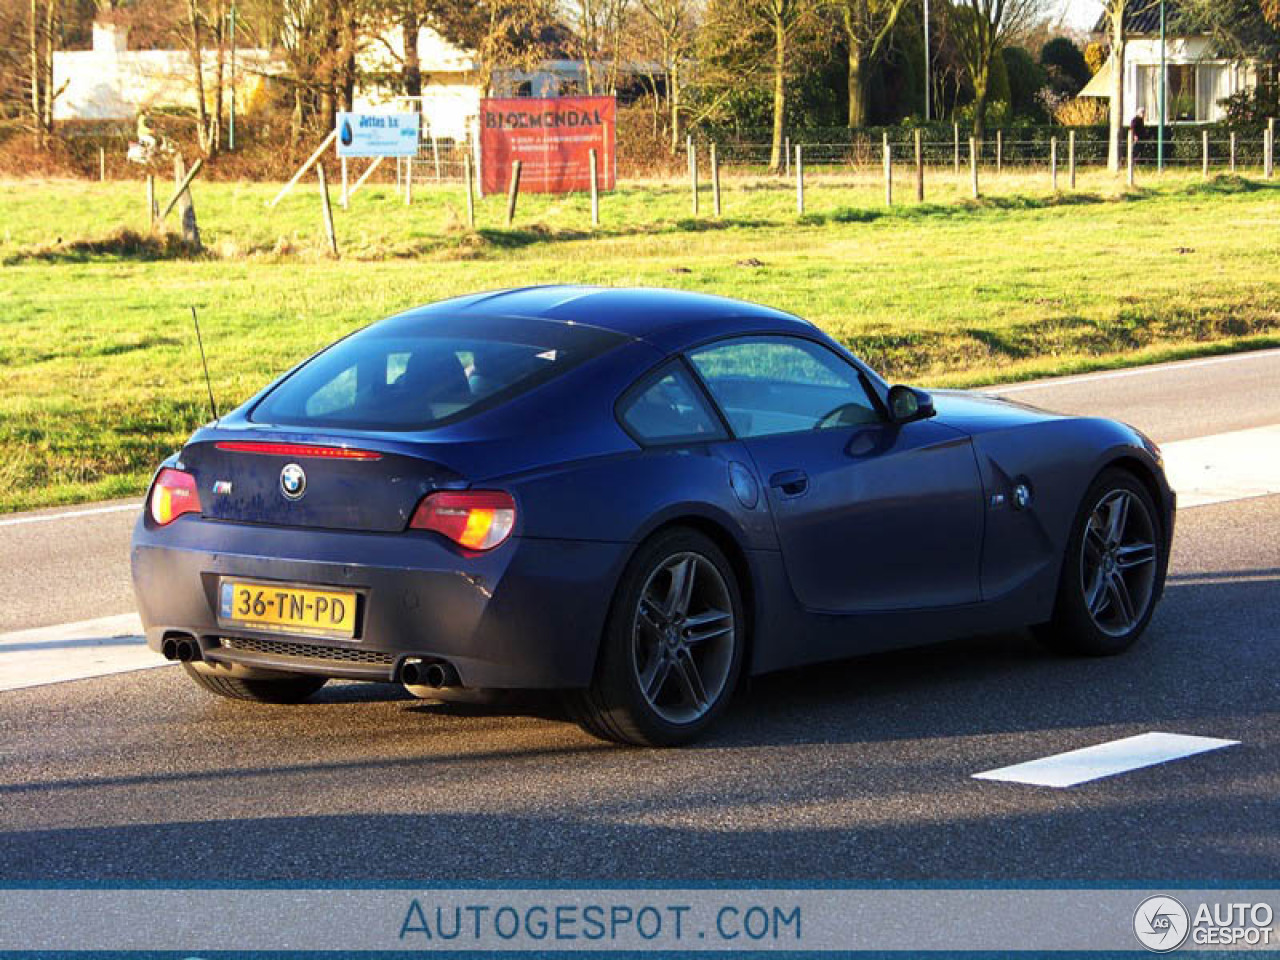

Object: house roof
[1092,2,1184,36]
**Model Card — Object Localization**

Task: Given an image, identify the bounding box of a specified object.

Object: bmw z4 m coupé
[132,286,1174,746]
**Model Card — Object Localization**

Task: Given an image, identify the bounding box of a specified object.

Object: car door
[687,335,984,614]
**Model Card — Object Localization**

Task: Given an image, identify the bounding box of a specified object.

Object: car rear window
[250,315,623,431]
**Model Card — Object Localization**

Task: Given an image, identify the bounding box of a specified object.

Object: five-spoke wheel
[570,528,744,746]
[1039,468,1166,656]
[633,552,736,726]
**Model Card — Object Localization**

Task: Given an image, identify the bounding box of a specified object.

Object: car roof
[395,285,815,343]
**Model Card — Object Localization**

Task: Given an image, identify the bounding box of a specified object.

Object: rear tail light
[149,468,202,526]
[409,491,516,551]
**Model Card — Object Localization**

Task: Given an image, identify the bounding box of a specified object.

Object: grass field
[2,167,1279,513]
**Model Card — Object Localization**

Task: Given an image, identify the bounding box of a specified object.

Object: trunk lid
[180,431,465,532]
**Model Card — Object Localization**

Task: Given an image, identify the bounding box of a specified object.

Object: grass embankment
[1,170,1278,512]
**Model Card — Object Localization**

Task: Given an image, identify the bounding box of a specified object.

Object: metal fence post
[1051,136,1058,192]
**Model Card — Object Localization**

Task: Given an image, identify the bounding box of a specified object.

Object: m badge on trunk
[280,463,307,501]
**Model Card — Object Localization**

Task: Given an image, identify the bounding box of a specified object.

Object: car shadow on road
[302,572,1275,752]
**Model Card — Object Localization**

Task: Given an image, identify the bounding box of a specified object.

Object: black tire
[182,663,328,704]
[568,528,745,747]
[1037,468,1166,657]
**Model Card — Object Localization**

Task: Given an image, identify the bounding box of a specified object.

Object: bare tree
[634,0,694,152]
[1097,1,1157,172]
[561,0,630,94]
[829,0,909,128]
[27,0,60,146]
[949,0,1045,140]
[705,0,818,169]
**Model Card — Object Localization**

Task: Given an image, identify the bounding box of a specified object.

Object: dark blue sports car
[132,286,1174,745]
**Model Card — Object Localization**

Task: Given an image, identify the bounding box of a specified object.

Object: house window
[1137,62,1231,123]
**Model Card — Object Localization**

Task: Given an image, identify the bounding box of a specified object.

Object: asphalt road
[1,348,1278,882]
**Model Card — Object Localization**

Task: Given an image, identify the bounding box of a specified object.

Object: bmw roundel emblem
[280,463,306,501]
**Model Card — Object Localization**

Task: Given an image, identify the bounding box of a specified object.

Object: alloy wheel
[631,552,736,725]
[1079,488,1159,638]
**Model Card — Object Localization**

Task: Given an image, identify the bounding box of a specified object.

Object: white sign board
[335,112,420,158]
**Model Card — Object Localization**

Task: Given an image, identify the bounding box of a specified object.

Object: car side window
[688,336,881,438]
[619,364,726,445]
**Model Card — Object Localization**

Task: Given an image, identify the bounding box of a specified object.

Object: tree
[705,0,819,169]
[947,0,1044,141]
[561,0,631,94]
[829,0,909,128]
[1040,35,1089,95]
[1097,1,1158,172]
[633,0,695,152]
[1002,44,1045,118]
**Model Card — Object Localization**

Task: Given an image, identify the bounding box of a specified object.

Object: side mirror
[887,385,936,424]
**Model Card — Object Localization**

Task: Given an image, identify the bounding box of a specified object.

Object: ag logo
[280,463,307,501]
[1134,896,1190,952]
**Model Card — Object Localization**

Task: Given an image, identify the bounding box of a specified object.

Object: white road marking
[973,732,1239,788]
[991,347,1280,395]
[0,613,168,692]
[0,501,141,528]
[1161,424,1280,508]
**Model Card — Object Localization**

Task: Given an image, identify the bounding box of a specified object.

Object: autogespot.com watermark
[1134,894,1275,952]
[398,898,802,945]
[2,888,1278,952]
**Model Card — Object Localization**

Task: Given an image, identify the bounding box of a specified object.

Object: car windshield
[250,315,623,431]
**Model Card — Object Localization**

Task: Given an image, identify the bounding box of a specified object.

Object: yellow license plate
[218,580,358,639]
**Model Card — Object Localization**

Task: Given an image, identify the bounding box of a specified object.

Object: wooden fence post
[346,156,385,202]
[405,156,413,205]
[1051,136,1058,192]
[589,148,600,227]
[317,163,338,257]
[1069,130,1077,190]
[996,130,1003,176]
[1202,130,1210,178]
[99,146,105,181]
[146,175,156,227]
[954,123,960,176]
[711,142,721,218]
[1267,119,1275,179]
[795,144,804,215]
[340,157,349,209]
[505,160,522,226]
[688,135,698,215]
[883,132,892,207]
[268,129,338,209]
[969,137,979,198]
[464,152,476,229]
[784,135,791,176]
[915,128,924,203]
[1127,135,1135,188]
[1230,131,1237,174]
[164,155,204,252]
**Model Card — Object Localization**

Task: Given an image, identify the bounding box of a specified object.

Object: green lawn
[2,168,1279,513]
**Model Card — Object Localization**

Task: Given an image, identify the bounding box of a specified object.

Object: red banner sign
[480,96,616,195]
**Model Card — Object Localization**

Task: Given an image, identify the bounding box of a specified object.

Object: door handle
[769,469,809,498]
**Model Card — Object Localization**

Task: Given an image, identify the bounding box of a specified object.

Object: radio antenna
[190,305,219,422]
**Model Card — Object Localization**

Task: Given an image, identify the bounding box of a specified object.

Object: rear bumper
[130,515,630,689]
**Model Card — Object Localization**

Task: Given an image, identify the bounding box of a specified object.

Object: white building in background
[52,21,280,122]
[53,19,614,139]
[356,25,608,142]
[1082,5,1258,124]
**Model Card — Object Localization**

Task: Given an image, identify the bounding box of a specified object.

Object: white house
[52,21,280,122]
[1083,5,1258,124]
[355,24,601,143]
